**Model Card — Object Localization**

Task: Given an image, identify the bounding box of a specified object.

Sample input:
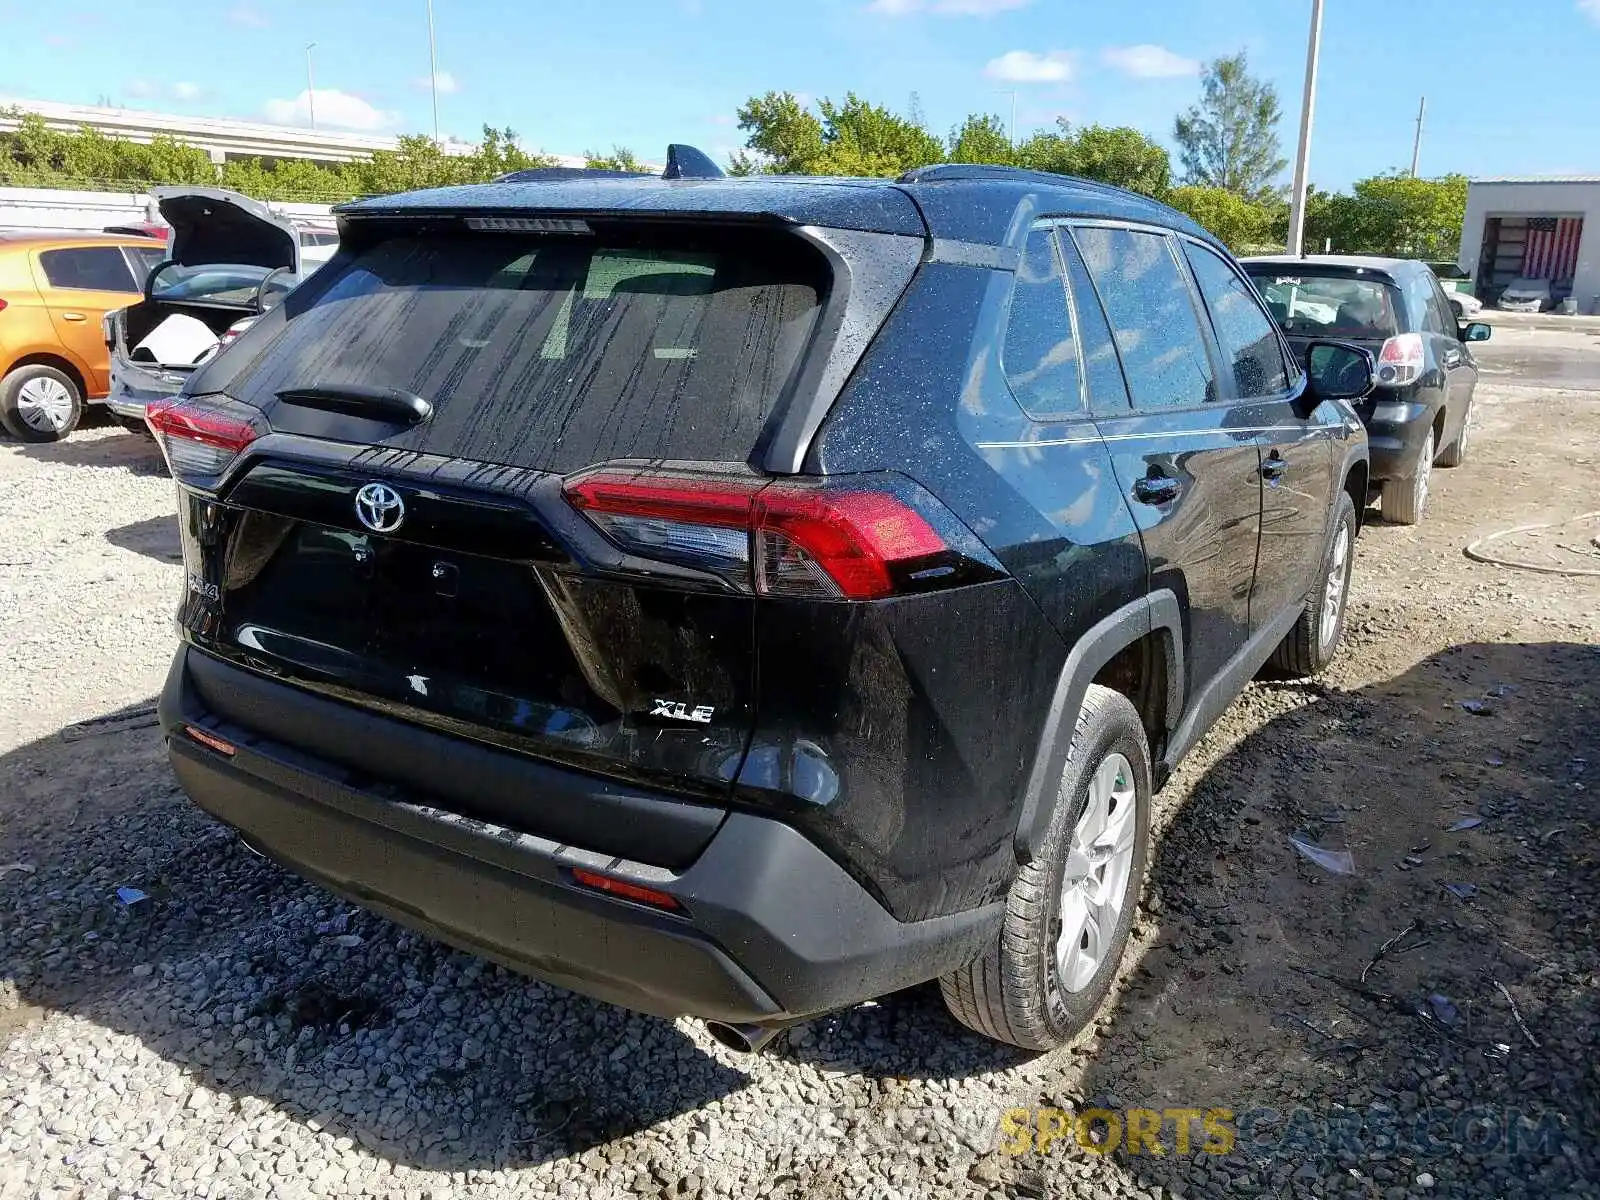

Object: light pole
[305,42,318,130]
[1410,96,1426,177]
[1285,0,1324,257]
[426,0,440,143]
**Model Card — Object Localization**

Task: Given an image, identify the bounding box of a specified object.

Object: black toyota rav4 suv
[152,153,1373,1053]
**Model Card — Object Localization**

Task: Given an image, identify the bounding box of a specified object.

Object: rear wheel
[1270,490,1356,677]
[1381,426,1434,525]
[0,364,83,442]
[940,684,1151,1051]
[1436,400,1471,467]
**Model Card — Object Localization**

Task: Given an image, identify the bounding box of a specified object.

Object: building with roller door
[1459,177,1600,312]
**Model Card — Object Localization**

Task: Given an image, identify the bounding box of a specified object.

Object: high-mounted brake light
[564,467,981,601]
[1375,333,1425,388]
[147,394,264,488]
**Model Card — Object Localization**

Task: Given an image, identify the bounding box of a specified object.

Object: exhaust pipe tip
[704,1021,784,1054]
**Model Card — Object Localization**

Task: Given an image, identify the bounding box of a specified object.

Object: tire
[1436,400,1471,468]
[1270,489,1356,677]
[940,684,1151,1051]
[1380,426,1434,525]
[0,364,84,442]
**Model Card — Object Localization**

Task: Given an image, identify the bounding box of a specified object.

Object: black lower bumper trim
[161,647,1003,1023]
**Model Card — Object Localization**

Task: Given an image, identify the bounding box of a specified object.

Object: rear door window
[1001,227,1082,419]
[124,245,166,286]
[1070,225,1216,410]
[38,246,137,292]
[210,229,826,473]
[1183,242,1291,398]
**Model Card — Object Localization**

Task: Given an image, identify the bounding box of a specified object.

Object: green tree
[947,113,1015,165]
[1173,52,1287,199]
[1014,119,1170,197]
[731,91,826,174]
[585,146,647,173]
[1167,186,1277,251]
[731,91,943,177]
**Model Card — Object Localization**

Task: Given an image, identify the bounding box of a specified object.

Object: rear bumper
[159,646,1001,1024]
[1361,396,1437,482]
[106,356,185,420]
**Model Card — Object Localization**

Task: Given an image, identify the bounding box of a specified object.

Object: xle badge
[652,700,715,724]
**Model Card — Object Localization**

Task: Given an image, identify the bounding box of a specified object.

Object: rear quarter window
[208,228,827,473]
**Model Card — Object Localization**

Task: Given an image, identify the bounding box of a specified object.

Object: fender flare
[1329,442,1371,538]
[1014,589,1184,864]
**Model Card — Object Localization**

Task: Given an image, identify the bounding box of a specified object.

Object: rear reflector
[564,467,965,600]
[570,868,681,911]
[147,394,264,488]
[184,725,236,756]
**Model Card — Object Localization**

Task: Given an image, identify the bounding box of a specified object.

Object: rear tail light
[147,394,265,489]
[218,316,258,349]
[1375,333,1425,387]
[563,466,1001,600]
[0,297,8,313]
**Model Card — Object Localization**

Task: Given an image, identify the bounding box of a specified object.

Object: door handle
[1132,475,1181,505]
[61,312,86,322]
[1260,456,1287,482]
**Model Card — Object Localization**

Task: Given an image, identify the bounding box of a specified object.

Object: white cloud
[1100,44,1199,79]
[263,89,398,131]
[171,81,203,102]
[1581,0,1600,22]
[411,71,459,95]
[229,5,268,28]
[124,79,155,99]
[985,50,1075,83]
[869,0,1029,14]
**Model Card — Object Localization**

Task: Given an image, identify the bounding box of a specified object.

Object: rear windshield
[1244,271,1401,340]
[208,228,827,473]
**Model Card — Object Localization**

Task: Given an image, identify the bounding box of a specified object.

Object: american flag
[1522,217,1584,282]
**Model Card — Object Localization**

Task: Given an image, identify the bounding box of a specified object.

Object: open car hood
[152,186,300,273]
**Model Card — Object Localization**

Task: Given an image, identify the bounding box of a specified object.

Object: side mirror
[1462,322,1492,342]
[1304,340,1376,402]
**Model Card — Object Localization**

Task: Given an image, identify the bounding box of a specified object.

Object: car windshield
[151,263,283,305]
[1245,271,1401,339]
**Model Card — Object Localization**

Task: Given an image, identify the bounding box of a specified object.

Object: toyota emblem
[354,482,406,533]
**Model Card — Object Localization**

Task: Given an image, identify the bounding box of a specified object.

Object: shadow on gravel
[104,514,182,563]
[1048,641,1599,1200]
[0,701,749,1172]
[10,425,166,477]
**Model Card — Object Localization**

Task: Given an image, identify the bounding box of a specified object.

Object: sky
[5,0,1600,189]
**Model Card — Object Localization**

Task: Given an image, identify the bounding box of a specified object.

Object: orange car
[0,232,165,441]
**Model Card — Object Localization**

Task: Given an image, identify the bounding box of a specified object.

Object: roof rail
[662,144,726,180]
[898,162,1156,202]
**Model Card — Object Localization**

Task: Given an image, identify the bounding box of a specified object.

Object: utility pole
[1285,0,1324,257]
[1410,96,1426,177]
[426,0,441,143]
[305,42,317,130]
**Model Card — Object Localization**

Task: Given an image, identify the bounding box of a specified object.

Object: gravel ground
[2,331,1598,1200]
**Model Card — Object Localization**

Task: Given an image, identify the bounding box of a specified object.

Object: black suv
[1243,255,1491,525]
[152,154,1372,1053]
